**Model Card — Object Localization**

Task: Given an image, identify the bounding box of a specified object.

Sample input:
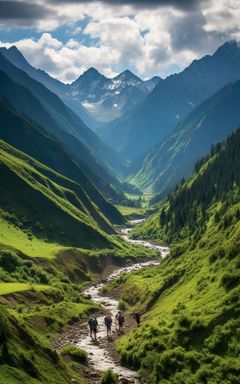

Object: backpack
[118,313,124,323]
[92,318,98,328]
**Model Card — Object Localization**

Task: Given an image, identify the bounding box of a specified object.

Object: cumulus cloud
[0,0,239,82]
[0,32,119,82]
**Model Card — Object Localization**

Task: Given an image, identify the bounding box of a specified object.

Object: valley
[0,17,240,384]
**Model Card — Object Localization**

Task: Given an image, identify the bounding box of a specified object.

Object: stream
[75,221,170,383]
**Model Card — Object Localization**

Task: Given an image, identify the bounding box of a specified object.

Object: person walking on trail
[89,316,98,341]
[134,311,141,327]
[115,310,125,332]
[104,314,112,338]
[88,316,94,338]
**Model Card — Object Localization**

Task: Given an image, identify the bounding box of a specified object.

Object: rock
[118,378,130,384]
[84,294,92,299]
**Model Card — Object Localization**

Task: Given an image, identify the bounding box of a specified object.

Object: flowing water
[121,219,169,259]
[76,222,169,383]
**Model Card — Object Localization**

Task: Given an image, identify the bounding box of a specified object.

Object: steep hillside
[102,40,240,161]
[0,52,127,179]
[0,69,127,205]
[0,96,124,225]
[130,79,240,196]
[0,140,115,253]
[0,305,83,384]
[114,128,240,383]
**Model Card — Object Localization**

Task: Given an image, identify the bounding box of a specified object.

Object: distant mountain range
[130,78,240,197]
[71,67,160,123]
[1,40,240,202]
[100,40,240,161]
[0,46,160,127]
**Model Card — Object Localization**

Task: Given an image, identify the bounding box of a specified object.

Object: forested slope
[115,128,240,383]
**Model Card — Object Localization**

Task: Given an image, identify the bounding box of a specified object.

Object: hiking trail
[55,220,169,383]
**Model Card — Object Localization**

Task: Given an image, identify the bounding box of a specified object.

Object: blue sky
[0,0,239,83]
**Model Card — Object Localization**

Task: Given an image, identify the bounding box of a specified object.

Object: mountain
[0,46,160,127]
[0,52,126,176]
[0,55,128,200]
[117,128,240,383]
[130,78,240,197]
[0,45,96,129]
[0,96,124,226]
[71,67,160,123]
[0,140,115,251]
[102,40,240,161]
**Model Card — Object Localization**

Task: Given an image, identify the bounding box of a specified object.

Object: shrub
[60,345,87,364]
[101,369,118,384]
[221,271,240,290]
[100,286,109,295]
[118,299,126,311]
[0,251,19,272]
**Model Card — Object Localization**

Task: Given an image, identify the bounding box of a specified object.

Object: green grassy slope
[0,67,127,214]
[0,96,124,225]
[115,129,240,383]
[0,305,83,384]
[0,140,115,253]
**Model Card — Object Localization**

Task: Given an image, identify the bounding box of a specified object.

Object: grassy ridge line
[0,138,115,233]
[0,140,117,252]
[0,95,124,225]
[0,283,51,295]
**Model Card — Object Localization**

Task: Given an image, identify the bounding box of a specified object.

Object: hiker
[134,311,141,326]
[104,314,113,338]
[115,310,125,332]
[88,316,94,338]
[91,316,99,341]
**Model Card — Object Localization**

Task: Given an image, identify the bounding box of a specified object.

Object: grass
[0,140,115,252]
[0,283,50,295]
[101,369,118,384]
[0,305,84,384]
[60,345,87,364]
[0,138,160,384]
[115,204,147,218]
[0,218,61,258]
[114,202,240,383]
[24,301,98,332]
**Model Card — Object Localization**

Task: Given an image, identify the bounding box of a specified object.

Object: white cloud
[0,32,119,82]
[0,0,239,81]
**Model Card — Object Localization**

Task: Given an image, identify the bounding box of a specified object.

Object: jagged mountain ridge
[71,67,160,123]
[0,46,160,126]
